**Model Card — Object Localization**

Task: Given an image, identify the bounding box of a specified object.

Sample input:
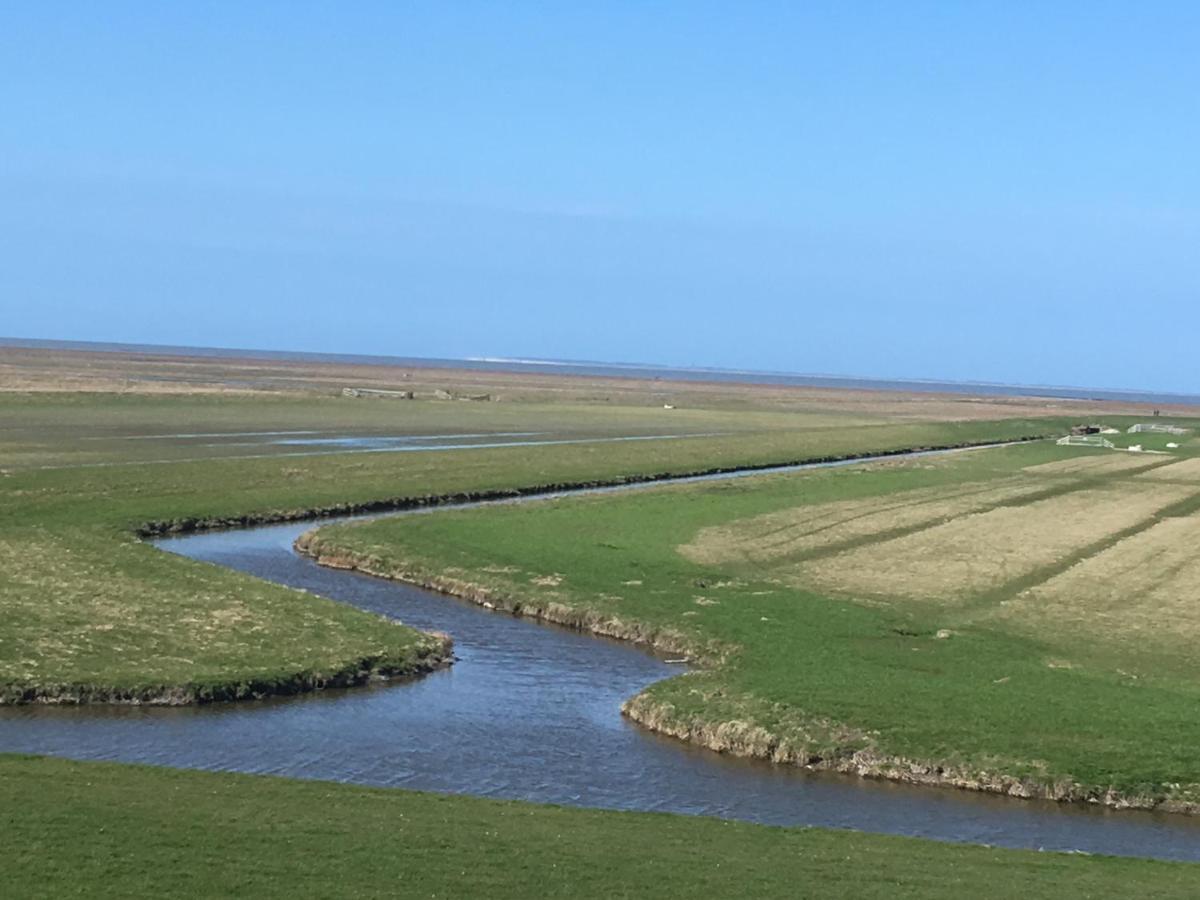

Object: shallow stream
[4,446,1200,861]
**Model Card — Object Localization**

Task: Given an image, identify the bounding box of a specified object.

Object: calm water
[3,448,1200,862]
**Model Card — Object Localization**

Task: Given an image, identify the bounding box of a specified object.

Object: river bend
[4,447,1200,862]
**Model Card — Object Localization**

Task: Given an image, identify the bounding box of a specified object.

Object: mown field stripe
[952,488,1200,619]
[754,468,1157,567]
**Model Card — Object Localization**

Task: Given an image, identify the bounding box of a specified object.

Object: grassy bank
[301,427,1200,809]
[0,390,1066,703]
[3,382,1196,894]
[4,754,1196,898]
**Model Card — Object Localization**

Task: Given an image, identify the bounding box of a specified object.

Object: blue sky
[2,3,1198,391]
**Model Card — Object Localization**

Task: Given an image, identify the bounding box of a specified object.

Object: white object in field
[1167,442,1180,449]
[663,404,675,410]
[1128,423,1189,435]
[1129,444,1144,452]
[1056,435,1114,448]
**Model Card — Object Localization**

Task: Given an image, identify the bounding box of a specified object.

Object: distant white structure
[1129,444,1144,453]
[1128,423,1189,435]
[342,387,414,399]
[1057,435,1114,448]
[1167,442,1181,449]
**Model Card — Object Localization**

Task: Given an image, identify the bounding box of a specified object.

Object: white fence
[1127,423,1188,435]
[1057,435,1115,448]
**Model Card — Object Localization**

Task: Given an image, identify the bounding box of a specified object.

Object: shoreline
[293,536,715,661]
[136,436,1048,538]
[297,536,1200,818]
[4,436,1041,709]
[620,694,1200,816]
[0,638,453,706]
[7,427,1200,817]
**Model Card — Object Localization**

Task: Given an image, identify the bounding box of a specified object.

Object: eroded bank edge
[292,472,1200,817]
[0,636,454,706]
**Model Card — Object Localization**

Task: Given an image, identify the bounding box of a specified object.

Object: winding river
[4,446,1200,862]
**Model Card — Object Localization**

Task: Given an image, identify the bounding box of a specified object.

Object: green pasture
[4,755,1196,899]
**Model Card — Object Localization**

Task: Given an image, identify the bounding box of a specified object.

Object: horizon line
[3,334,1198,403]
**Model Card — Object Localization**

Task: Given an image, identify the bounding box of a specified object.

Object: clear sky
[3,3,1198,391]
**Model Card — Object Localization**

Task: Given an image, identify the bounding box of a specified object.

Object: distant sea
[4,336,1198,407]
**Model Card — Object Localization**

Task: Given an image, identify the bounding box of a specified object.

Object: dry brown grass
[1021,454,1164,477]
[0,527,438,691]
[992,514,1200,646]
[677,477,1048,566]
[1135,457,1200,482]
[795,483,1194,604]
[4,344,1194,420]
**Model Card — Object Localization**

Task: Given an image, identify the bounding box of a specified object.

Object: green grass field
[0,391,1063,701]
[4,755,1197,899]
[5,382,1196,895]
[304,427,1200,809]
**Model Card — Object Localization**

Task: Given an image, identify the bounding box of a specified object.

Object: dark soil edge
[1,639,453,706]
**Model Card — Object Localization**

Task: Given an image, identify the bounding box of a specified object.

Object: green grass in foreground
[305,431,1200,805]
[3,755,1195,899]
[0,392,1063,700]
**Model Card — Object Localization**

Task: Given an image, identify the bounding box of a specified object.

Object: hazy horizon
[6,334,1199,403]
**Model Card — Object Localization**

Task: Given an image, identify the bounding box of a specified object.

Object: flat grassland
[6,345,1200,895]
[305,431,1200,810]
[7,755,1197,899]
[0,349,1082,702]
